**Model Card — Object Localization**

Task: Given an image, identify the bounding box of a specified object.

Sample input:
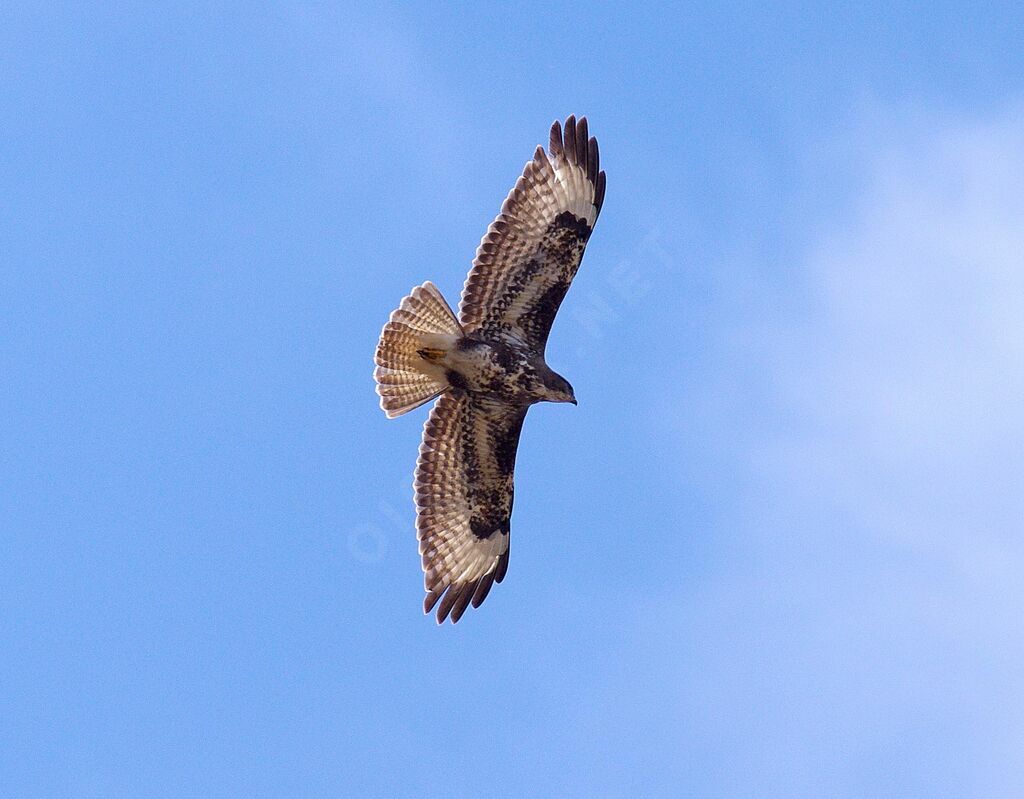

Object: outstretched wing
[459,115,606,353]
[415,391,528,623]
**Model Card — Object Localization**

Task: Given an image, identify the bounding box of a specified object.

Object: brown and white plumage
[374,116,606,623]
[416,393,524,623]
[461,116,606,351]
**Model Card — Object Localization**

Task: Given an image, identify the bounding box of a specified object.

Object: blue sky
[3,3,1024,797]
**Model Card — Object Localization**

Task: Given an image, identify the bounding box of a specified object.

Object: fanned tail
[374,282,463,418]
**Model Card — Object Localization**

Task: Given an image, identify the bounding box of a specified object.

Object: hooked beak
[570,397,578,406]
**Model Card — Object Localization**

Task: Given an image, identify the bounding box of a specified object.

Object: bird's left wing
[459,115,606,353]
[415,391,528,623]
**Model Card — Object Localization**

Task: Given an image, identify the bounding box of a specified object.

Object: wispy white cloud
[761,106,1024,569]
[588,106,1024,797]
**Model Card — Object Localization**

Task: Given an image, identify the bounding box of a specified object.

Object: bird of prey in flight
[373,116,606,623]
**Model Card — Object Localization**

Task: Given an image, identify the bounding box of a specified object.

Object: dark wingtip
[563,115,577,165]
[424,587,444,616]
[495,549,510,583]
[471,573,495,608]
[575,117,589,173]
[449,585,473,623]
[425,571,501,623]
[549,119,563,158]
[435,587,458,624]
[550,116,604,216]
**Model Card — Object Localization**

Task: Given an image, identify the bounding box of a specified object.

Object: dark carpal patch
[552,210,592,241]
[469,509,515,541]
[493,417,524,476]
[470,515,499,539]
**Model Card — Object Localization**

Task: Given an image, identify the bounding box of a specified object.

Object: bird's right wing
[459,115,606,353]
[415,391,528,623]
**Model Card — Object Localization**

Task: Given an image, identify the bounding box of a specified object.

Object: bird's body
[422,335,575,407]
[373,116,606,623]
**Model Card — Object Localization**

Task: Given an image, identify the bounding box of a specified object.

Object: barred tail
[374,281,464,418]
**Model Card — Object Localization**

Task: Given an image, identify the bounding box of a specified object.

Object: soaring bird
[373,116,606,623]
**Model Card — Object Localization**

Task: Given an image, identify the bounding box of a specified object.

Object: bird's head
[540,370,577,406]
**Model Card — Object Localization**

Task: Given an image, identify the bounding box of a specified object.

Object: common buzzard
[373,116,606,623]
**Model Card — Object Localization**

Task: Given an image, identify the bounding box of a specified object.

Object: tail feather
[374,282,463,418]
